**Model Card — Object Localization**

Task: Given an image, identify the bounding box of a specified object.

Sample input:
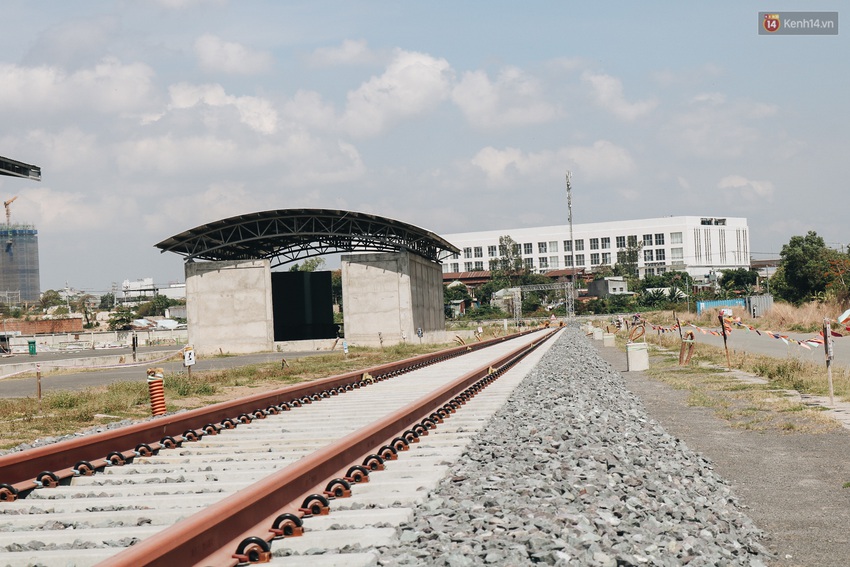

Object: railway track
[0,327,559,566]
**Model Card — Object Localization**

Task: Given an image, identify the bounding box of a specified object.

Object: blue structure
[696,298,746,315]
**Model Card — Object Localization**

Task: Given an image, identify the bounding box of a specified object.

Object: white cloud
[13,187,135,233]
[470,140,636,185]
[194,34,274,75]
[717,175,775,205]
[340,49,452,137]
[309,39,381,66]
[452,67,561,128]
[168,82,278,134]
[152,0,225,9]
[0,58,157,114]
[582,71,657,121]
[664,96,779,159]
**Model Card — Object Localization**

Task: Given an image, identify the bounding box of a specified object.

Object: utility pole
[565,171,575,320]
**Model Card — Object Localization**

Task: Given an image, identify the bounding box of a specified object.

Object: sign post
[823,319,835,406]
[183,345,196,379]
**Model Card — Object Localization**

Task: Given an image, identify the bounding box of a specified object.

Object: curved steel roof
[154,209,459,267]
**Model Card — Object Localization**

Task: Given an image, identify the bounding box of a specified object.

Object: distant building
[587,277,630,298]
[119,278,186,305]
[0,223,40,303]
[443,216,751,282]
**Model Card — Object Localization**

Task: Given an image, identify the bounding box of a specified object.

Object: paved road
[669,325,849,368]
[0,348,324,398]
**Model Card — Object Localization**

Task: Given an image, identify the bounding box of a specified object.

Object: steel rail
[101,328,560,567]
[0,329,538,501]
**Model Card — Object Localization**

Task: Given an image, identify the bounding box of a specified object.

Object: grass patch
[636,333,840,434]
[0,342,454,451]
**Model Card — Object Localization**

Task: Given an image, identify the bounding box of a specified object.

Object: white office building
[442,216,750,281]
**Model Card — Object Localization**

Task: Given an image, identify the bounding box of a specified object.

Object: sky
[0,1,847,294]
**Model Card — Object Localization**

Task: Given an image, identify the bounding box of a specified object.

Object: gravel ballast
[376,328,769,566]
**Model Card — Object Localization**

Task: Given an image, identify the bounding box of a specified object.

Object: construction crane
[4,195,17,227]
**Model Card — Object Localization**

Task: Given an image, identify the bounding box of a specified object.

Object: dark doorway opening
[271,271,337,341]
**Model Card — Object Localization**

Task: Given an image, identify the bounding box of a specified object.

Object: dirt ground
[594,343,850,567]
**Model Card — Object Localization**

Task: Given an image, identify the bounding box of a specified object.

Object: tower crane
[4,195,17,227]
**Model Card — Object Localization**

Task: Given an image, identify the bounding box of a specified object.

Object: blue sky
[0,1,846,293]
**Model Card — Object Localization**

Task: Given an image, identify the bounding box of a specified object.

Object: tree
[772,231,845,304]
[40,289,63,311]
[108,307,135,331]
[719,268,758,294]
[331,269,343,309]
[288,258,326,272]
[99,292,115,309]
[492,235,524,286]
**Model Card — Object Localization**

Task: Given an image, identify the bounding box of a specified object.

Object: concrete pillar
[186,259,273,355]
[341,251,446,346]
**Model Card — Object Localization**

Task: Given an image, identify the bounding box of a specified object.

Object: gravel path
[376,328,769,566]
[594,340,850,567]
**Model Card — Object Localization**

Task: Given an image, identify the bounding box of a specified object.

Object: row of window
[458,232,685,259]
[449,246,686,273]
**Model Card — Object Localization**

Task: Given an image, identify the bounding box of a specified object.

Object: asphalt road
[0,347,324,398]
[669,325,849,368]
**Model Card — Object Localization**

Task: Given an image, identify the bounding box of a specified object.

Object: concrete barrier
[626,342,649,371]
[592,328,603,341]
[603,333,615,347]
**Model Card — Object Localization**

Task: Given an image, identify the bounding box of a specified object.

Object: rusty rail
[102,327,560,566]
[0,329,540,501]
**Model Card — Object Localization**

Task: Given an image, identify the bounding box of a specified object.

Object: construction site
[0,156,41,305]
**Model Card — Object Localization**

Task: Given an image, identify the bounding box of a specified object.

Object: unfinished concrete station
[156,209,459,355]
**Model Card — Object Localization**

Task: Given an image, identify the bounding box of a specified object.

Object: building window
[601,237,610,249]
[575,254,585,266]
[627,235,638,246]
[655,233,665,246]
[574,239,585,251]
[657,267,667,274]
[539,257,549,269]
[590,253,600,265]
[524,243,533,255]
[464,262,473,271]
[464,247,472,259]
[512,244,521,255]
[616,236,626,248]
[646,268,655,276]
[656,249,666,261]
[590,238,599,250]
[450,263,459,272]
[563,240,572,252]
[564,255,573,267]
[671,232,683,245]
[523,258,534,270]
[474,247,483,258]
[601,252,611,265]
[489,260,498,270]
[451,252,460,260]
[549,256,559,269]
[549,241,558,253]
[671,247,683,261]
[538,242,547,254]
[617,251,626,264]
[488,245,497,257]
[474,261,483,270]
[643,234,653,246]
[644,249,654,261]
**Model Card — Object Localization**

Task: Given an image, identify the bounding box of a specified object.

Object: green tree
[443,283,471,302]
[288,258,326,272]
[719,268,758,294]
[772,231,842,304]
[108,307,135,331]
[331,269,342,309]
[136,294,176,318]
[40,289,64,311]
[492,235,524,286]
[99,292,115,309]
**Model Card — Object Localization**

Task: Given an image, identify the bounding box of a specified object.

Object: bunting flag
[669,318,846,353]
[838,308,850,325]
